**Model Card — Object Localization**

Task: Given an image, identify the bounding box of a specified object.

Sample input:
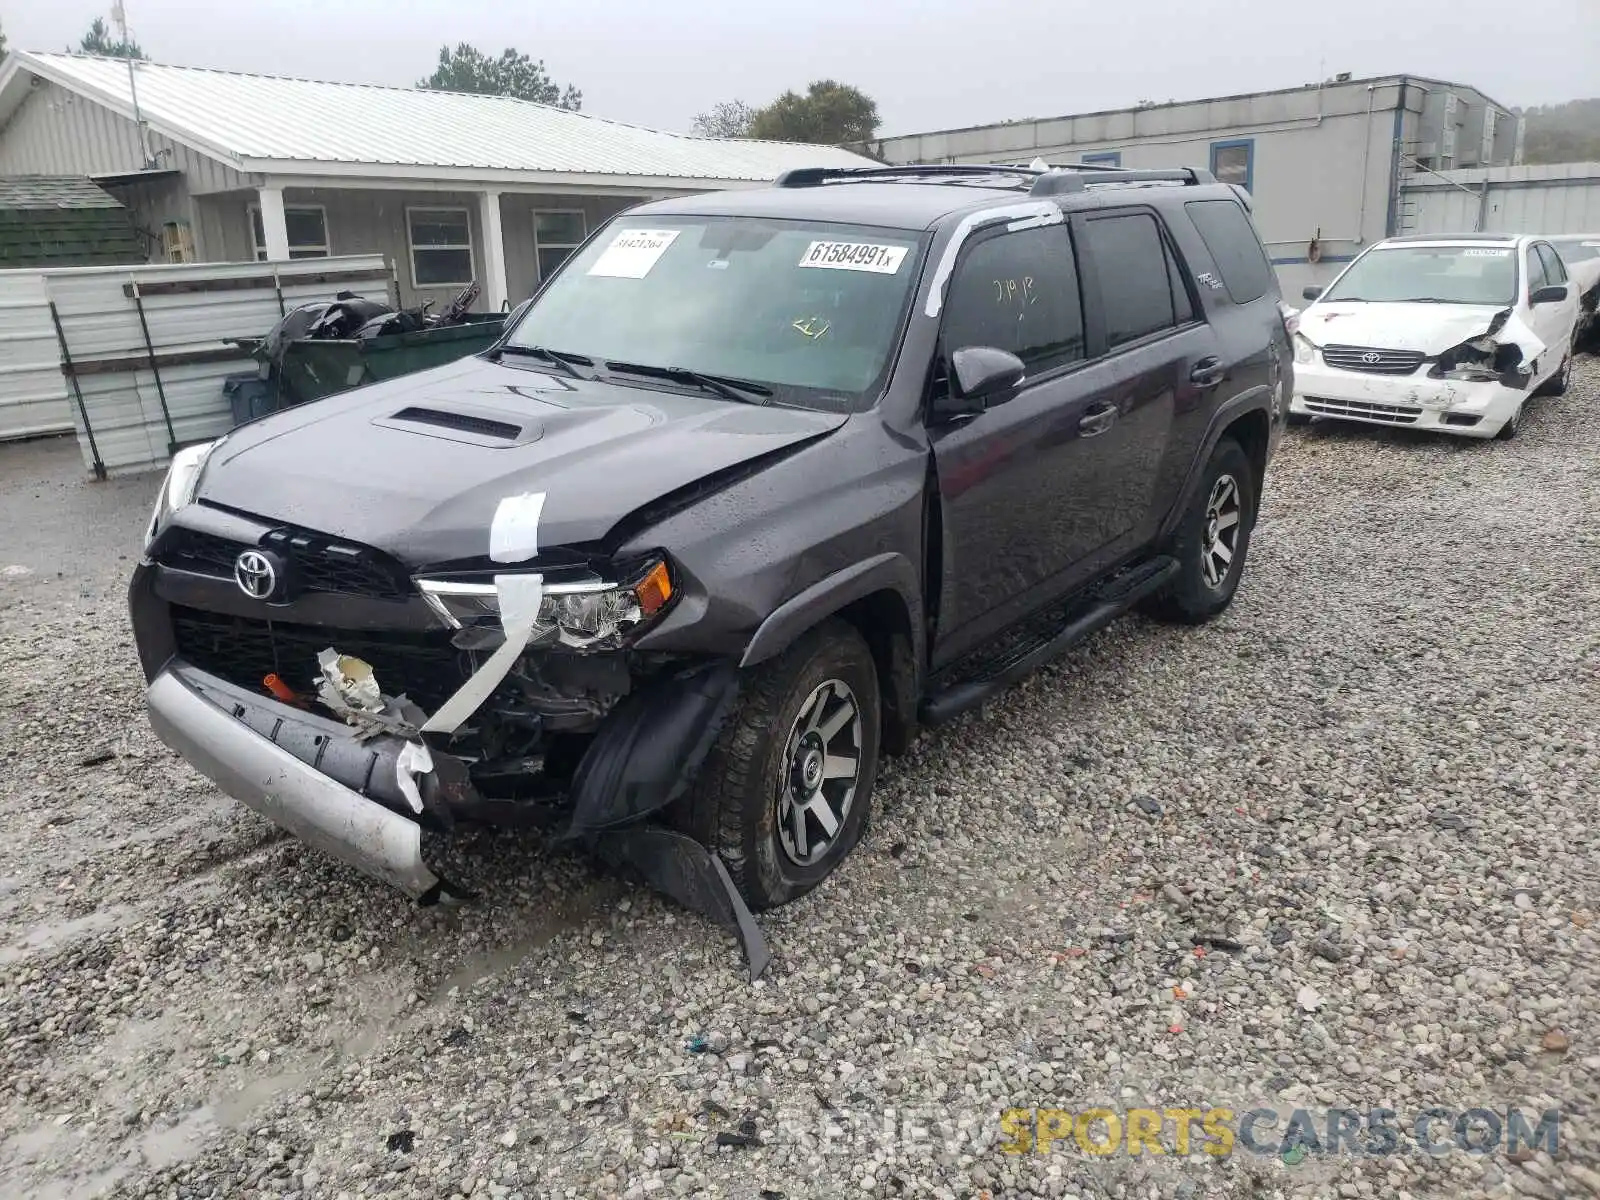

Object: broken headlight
[144,439,219,550]
[1429,334,1527,384]
[417,559,675,651]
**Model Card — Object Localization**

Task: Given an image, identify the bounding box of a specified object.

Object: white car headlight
[417,559,675,652]
[1293,333,1317,365]
[144,440,219,550]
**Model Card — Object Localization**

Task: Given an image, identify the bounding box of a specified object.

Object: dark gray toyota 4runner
[132,162,1290,975]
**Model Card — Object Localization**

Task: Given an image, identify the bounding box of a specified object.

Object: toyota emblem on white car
[1360,352,1382,364]
[234,550,278,600]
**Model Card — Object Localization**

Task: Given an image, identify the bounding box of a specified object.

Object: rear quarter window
[1184,199,1274,304]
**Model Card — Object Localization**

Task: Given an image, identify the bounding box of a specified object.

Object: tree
[1,18,9,60]
[75,16,146,60]
[418,44,581,110]
[1519,98,1600,165]
[748,80,879,145]
[691,100,756,139]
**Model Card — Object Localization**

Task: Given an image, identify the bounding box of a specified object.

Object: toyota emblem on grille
[1360,352,1383,364]
[234,550,278,600]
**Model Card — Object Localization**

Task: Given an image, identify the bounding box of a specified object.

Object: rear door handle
[1079,402,1118,437]
[1190,356,1226,388]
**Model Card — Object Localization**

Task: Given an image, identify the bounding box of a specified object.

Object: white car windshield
[505,216,925,411]
[1320,245,1517,306]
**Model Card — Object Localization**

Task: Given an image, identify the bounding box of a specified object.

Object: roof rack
[773,162,1217,196]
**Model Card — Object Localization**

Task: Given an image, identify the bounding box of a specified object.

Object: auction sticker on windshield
[1463,248,1511,257]
[798,241,909,274]
[588,229,681,278]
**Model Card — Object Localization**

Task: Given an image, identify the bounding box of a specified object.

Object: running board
[918,556,1179,726]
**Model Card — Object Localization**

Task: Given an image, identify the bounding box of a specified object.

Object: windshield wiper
[603,360,774,405]
[492,344,593,378]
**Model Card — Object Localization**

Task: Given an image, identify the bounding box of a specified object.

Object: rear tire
[1142,437,1256,625]
[679,619,880,910]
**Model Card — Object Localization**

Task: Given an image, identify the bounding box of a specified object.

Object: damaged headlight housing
[144,439,219,550]
[417,558,675,651]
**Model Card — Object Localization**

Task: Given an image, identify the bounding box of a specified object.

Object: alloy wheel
[1201,473,1242,589]
[776,679,863,867]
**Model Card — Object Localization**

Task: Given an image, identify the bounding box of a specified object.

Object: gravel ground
[2,358,1598,1200]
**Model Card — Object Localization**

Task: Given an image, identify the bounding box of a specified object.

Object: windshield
[1320,245,1517,306]
[505,215,926,411]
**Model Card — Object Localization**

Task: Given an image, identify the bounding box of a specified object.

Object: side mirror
[953,346,1025,398]
[1302,285,1324,301]
[932,347,1025,420]
[1530,284,1568,305]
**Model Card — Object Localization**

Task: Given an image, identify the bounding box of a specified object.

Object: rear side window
[1083,212,1185,347]
[1184,199,1274,304]
[942,225,1086,371]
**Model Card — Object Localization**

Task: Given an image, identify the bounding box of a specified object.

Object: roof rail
[772,162,1220,194]
[773,163,1047,188]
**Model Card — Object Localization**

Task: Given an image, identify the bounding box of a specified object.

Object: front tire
[1496,400,1526,440]
[1536,343,1573,397]
[1142,437,1256,625]
[680,619,880,910]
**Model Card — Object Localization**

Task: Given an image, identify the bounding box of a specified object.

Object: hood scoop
[374,404,544,448]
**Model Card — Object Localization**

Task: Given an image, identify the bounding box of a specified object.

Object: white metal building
[868,75,1525,298]
[0,52,874,313]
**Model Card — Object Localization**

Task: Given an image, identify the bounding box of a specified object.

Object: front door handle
[1079,402,1118,437]
[1190,356,1226,388]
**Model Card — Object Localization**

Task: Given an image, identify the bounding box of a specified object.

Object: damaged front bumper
[1290,363,1526,438]
[147,664,457,901]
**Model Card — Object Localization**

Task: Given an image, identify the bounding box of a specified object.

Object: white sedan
[1290,234,1581,440]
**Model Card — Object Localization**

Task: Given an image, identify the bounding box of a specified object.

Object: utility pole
[111,0,154,169]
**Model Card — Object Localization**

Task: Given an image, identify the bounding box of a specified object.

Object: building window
[1209,139,1254,192]
[249,204,329,260]
[407,206,474,287]
[534,210,587,281]
[1082,151,1122,166]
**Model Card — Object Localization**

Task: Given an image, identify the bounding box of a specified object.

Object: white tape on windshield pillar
[489,492,546,564]
[420,574,544,736]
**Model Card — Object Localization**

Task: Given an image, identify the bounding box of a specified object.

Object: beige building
[0,51,873,312]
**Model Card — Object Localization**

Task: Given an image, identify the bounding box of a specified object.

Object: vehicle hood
[1299,302,1524,354]
[195,356,848,567]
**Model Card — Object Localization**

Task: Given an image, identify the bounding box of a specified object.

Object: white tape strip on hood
[489,492,546,564]
[420,574,545,735]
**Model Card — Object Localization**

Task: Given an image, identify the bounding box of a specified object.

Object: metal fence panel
[0,272,74,440]
[0,255,391,474]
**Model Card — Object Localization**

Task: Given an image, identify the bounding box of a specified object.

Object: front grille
[171,606,470,712]
[161,527,412,600]
[1302,396,1421,425]
[1322,345,1426,375]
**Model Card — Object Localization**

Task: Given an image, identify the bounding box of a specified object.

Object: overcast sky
[5,0,1597,136]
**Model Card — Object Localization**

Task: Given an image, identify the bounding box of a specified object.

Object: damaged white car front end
[1291,304,1546,438]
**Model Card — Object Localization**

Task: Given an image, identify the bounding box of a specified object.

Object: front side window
[941,225,1085,372]
[1525,246,1549,296]
[1535,243,1567,286]
[1084,212,1183,346]
[1319,245,1518,307]
[506,216,925,410]
[534,210,587,282]
[251,205,329,261]
[408,207,474,287]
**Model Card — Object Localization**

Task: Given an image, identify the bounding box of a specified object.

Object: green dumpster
[274,313,508,404]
